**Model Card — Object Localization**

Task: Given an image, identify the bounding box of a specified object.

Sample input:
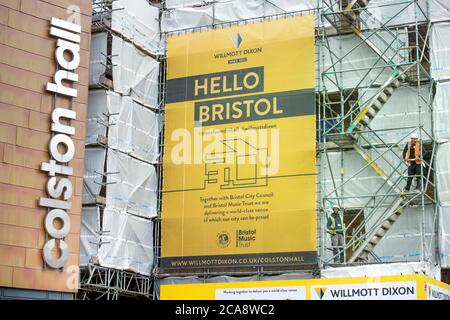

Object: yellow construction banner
[160,275,450,300]
[161,15,316,268]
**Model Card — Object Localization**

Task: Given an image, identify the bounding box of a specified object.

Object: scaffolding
[79,264,153,300]
[79,0,448,299]
[317,0,438,267]
[78,0,161,300]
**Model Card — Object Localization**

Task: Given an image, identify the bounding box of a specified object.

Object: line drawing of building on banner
[204,138,269,190]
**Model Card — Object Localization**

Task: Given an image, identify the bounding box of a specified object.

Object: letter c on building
[43,239,69,269]
[45,209,71,239]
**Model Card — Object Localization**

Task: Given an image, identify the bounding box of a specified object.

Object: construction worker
[327,204,345,263]
[403,133,423,192]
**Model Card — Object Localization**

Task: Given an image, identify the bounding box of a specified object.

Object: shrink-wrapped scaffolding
[106,150,158,218]
[321,32,407,92]
[82,147,106,204]
[434,82,450,141]
[111,0,160,54]
[98,208,154,275]
[360,86,432,145]
[86,89,119,145]
[108,96,162,163]
[430,22,450,81]
[371,205,436,263]
[161,4,214,32]
[437,142,450,206]
[429,0,450,22]
[89,32,107,86]
[111,35,160,108]
[86,90,161,162]
[364,0,427,28]
[162,0,320,32]
[80,207,100,266]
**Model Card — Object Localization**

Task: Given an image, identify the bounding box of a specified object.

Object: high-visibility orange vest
[406,141,422,164]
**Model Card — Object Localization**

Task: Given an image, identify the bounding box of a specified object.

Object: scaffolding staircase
[348,75,405,139]
[324,137,413,263]
[348,197,404,262]
[340,1,410,139]
[320,0,421,264]
[323,0,411,146]
[352,143,401,193]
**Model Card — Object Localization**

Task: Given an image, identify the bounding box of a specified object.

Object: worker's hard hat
[411,133,419,139]
[332,204,340,210]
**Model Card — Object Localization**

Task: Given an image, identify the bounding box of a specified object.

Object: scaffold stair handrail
[347,196,405,263]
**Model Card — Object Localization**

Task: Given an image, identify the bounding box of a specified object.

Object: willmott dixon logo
[217,231,230,248]
[314,287,328,299]
[232,33,243,49]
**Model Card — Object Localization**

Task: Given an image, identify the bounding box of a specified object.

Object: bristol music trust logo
[217,231,230,248]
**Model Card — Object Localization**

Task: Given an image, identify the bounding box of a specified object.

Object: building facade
[1,0,450,300]
[0,0,92,299]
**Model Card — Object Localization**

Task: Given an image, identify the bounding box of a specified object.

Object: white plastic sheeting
[213,0,315,23]
[162,0,442,32]
[106,149,158,218]
[98,208,154,275]
[438,206,450,267]
[430,22,450,81]
[165,0,318,10]
[322,261,441,280]
[429,0,450,22]
[108,95,162,163]
[321,32,407,91]
[372,205,437,263]
[361,85,432,145]
[82,147,106,204]
[165,0,206,8]
[437,142,450,205]
[86,89,161,162]
[364,0,427,28]
[436,142,450,266]
[86,90,112,145]
[80,207,100,266]
[321,150,393,208]
[112,35,160,108]
[162,4,214,32]
[264,0,318,12]
[434,82,450,141]
[89,32,107,86]
[431,84,448,265]
[161,0,318,32]
[111,0,160,54]
[215,0,266,23]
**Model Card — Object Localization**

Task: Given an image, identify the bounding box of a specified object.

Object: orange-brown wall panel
[0,5,8,25]
[0,266,13,287]
[0,1,92,293]
[0,103,30,127]
[0,0,20,10]
[0,122,17,144]
[0,82,42,111]
[0,204,45,229]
